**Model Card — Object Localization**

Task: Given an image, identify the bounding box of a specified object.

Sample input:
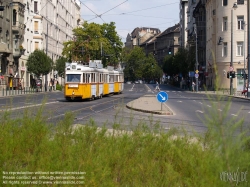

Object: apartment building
[155,24,180,66]
[193,0,206,85]
[179,0,188,48]
[19,0,82,87]
[0,0,25,90]
[125,27,161,49]
[206,0,248,91]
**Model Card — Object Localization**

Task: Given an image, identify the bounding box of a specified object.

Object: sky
[80,0,180,42]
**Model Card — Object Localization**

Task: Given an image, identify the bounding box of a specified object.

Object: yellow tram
[64,60,124,101]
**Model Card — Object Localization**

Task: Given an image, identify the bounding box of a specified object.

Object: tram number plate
[68,84,78,88]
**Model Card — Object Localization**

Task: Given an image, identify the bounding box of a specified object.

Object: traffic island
[126,95,173,115]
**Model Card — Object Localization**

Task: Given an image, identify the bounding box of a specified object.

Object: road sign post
[156,91,168,111]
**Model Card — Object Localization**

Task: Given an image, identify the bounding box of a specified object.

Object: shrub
[56,83,63,91]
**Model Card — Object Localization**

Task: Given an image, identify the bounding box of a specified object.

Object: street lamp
[247,0,250,98]
[243,21,246,90]
[230,3,238,95]
[193,23,198,92]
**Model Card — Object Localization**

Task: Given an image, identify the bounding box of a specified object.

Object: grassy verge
[0,95,250,187]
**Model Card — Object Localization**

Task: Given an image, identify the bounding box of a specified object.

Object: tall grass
[0,69,250,186]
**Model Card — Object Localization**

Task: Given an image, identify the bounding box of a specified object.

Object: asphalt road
[0,83,249,135]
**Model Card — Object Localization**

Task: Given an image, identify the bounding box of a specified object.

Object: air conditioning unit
[35,11,39,14]
[34,31,39,34]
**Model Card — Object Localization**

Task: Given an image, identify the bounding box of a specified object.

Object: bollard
[2,88,4,96]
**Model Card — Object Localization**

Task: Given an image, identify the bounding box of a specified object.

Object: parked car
[138,80,143,84]
[134,81,139,84]
[126,81,132,84]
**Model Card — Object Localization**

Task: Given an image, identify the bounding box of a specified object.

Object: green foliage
[123,47,162,81]
[1,90,250,186]
[56,83,63,91]
[62,21,123,67]
[55,57,67,77]
[26,49,53,77]
[163,47,195,77]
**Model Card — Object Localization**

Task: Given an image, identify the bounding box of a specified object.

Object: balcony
[12,22,21,33]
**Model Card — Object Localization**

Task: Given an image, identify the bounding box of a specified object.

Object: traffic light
[227,71,235,79]
[168,48,172,55]
[246,74,248,79]
[231,71,235,78]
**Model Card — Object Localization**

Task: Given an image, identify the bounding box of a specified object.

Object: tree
[143,53,161,82]
[123,46,146,81]
[26,50,52,78]
[55,57,67,78]
[62,21,123,67]
[162,47,195,78]
[122,47,162,82]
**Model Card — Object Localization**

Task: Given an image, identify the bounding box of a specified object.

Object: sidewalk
[0,87,59,97]
[126,89,250,116]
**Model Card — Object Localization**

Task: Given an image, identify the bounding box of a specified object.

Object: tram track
[47,96,124,121]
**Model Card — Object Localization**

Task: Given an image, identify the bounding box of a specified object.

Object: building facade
[155,24,180,66]
[0,0,25,90]
[125,27,161,49]
[179,0,188,48]
[206,0,248,91]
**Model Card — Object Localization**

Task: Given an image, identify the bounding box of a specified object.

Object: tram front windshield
[66,74,81,82]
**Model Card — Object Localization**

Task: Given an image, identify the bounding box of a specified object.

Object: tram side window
[67,74,80,82]
[115,75,118,82]
[86,74,90,83]
[91,73,95,83]
[104,74,107,83]
[99,73,102,83]
[109,75,114,83]
[82,73,86,83]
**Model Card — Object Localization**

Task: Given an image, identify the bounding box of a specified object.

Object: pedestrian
[49,78,53,91]
[52,79,55,90]
[192,81,195,92]
[154,81,160,91]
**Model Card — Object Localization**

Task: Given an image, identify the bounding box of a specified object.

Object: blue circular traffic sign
[156,91,168,103]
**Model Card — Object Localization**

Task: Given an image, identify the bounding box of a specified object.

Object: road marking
[0,101,59,111]
[218,109,222,112]
[177,101,182,103]
[231,114,238,117]
[196,110,204,113]
[198,102,203,104]
[207,105,212,107]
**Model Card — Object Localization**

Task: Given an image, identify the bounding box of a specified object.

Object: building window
[237,0,244,5]
[223,42,227,57]
[27,39,29,52]
[237,42,243,56]
[34,21,38,32]
[237,16,244,30]
[34,1,38,13]
[223,17,227,31]
[35,42,39,50]
[13,9,17,25]
[223,0,228,6]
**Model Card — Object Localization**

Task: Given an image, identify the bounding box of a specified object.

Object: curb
[126,104,173,115]
[126,94,174,115]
